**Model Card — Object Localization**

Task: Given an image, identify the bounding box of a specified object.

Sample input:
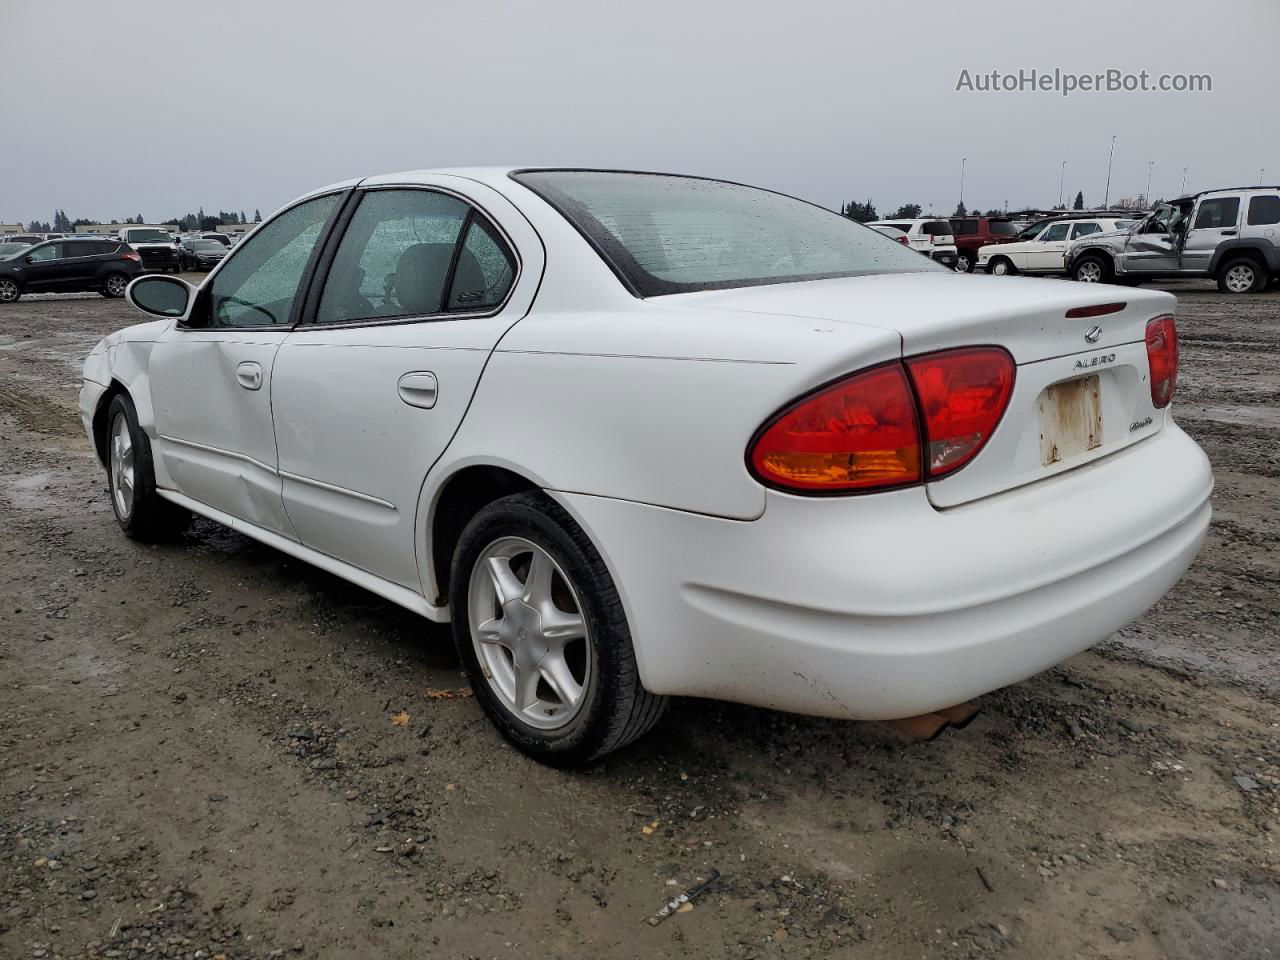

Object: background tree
[952,201,967,217]
[200,216,221,232]
[253,209,262,222]
[840,199,877,222]
[890,203,922,219]
[1072,191,1084,210]
[26,220,52,233]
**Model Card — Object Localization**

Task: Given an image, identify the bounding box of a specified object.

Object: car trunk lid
[678,272,1175,506]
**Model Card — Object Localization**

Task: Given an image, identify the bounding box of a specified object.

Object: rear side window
[515,170,937,297]
[446,217,516,310]
[63,242,97,258]
[950,220,979,236]
[921,221,952,237]
[1071,222,1101,238]
[1193,197,1241,229]
[988,220,1017,236]
[1042,223,1072,241]
[316,188,505,325]
[1247,195,1280,226]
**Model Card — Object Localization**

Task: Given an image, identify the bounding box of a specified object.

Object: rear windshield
[988,220,1017,235]
[514,170,939,296]
[920,221,953,237]
[951,220,979,235]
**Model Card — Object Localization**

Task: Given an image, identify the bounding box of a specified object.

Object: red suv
[949,217,1019,273]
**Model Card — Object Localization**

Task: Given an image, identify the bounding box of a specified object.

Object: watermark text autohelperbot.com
[956,68,1211,97]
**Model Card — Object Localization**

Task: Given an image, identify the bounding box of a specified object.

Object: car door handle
[236,361,263,390]
[397,371,438,409]
[1221,229,1237,235]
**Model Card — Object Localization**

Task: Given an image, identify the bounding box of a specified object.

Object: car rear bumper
[553,421,1212,720]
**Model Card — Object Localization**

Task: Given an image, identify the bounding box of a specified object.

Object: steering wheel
[217,295,276,325]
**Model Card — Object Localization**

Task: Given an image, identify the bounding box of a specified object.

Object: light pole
[1145,161,1155,207]
[1103,135,1117,209]
[1059,160,1066,208]
[1261,168,1267,184]
[1181,166,1189,194]
[960,157,966,213]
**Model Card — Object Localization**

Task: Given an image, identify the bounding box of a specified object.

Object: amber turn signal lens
[749,364,922,492]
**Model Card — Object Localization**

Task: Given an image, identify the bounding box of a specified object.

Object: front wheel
[989,257,1016,276]
[0,278,21,303]
[103,393,190,540]
[1217,257,1266,294]
[1071,255,1111,284]
[450,492,666,767]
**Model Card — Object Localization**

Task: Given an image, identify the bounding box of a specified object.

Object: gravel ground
[1,280,1278,960]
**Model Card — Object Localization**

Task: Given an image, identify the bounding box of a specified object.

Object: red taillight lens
[1145,314,1178,408]
[122,251,141,262]
[749,364,922,492]
[897,235,910,246]
[906,347,1016,478]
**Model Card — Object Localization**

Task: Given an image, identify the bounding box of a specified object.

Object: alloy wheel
[0,279,18,302]
[955,255,971,273]
[105,275,128,297]
[1225,264,1255,293]
[992,261,1009,276]
[1076,261,1102,283]
[468,536,592,731]
[109,412,135,520]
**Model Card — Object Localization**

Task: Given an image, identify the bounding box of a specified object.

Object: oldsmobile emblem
[1084,325,1104,343]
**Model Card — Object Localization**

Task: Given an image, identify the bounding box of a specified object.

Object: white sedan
[978,216,1138,276]
[81,168,1212,765]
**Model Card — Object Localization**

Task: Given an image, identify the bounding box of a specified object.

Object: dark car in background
[949,216,1019,273]
[180,237,230,271]
[0,238,142,303]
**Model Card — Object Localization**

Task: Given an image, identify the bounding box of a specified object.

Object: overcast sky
[5,0,1277,225]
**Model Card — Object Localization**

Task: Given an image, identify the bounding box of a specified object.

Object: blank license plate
[1038,375,1102,465]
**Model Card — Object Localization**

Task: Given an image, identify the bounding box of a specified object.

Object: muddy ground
[1,280,1278,960]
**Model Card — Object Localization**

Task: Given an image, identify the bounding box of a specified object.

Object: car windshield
[514,170,939,296]
[193,240,223,251]
[1017,219,1053,240]
[128,229,171,242]
[0,243,30,258]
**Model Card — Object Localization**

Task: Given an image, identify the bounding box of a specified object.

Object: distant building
[76,222,181,236]
[215,222,257,239]
[0,223,24,236]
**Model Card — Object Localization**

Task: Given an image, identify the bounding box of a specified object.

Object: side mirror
[24,255,34,264]
[127,274,194,318]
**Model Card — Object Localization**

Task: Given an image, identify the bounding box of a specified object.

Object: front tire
[988,257,1016,276]
[1217,257,1265,294]
[103,393,189,540]
[449,492,666,767]
[0,278,21,303]
[1071,255,1111,284]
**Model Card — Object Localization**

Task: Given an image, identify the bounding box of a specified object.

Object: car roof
[1172,186,1280,202]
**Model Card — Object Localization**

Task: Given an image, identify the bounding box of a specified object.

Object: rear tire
[988,257,1016,276]
[955,253,974,273]
[1217,257,1266,294]
[103,393,190,541]
[449,491,667,767]
[0,278,21,303]
[1071,255,1112,284]
[101,272,129,298]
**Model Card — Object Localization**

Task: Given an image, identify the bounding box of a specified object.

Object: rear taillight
[898,235,910,245]
[749,364,922,492]
[1145,314,1178,408]
[122,251,141,262]
[905,347,1015,478]
[748,347,1015,494]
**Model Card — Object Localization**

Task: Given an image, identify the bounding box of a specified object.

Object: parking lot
[1,282,1277,959]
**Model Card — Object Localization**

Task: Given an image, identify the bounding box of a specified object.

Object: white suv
[979,217,1137,276]
[867,218,958,269]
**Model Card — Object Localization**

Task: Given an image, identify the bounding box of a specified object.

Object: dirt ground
[2,280,1278,960]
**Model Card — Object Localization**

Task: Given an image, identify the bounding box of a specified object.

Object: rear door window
[1247,195,1280,226]
[1193,197,1241,230]
[950,220,979,236]
[1041,223,1071,242]
[27,243,61,262]
[315,189,474,325]
[1071,222,1102,238]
